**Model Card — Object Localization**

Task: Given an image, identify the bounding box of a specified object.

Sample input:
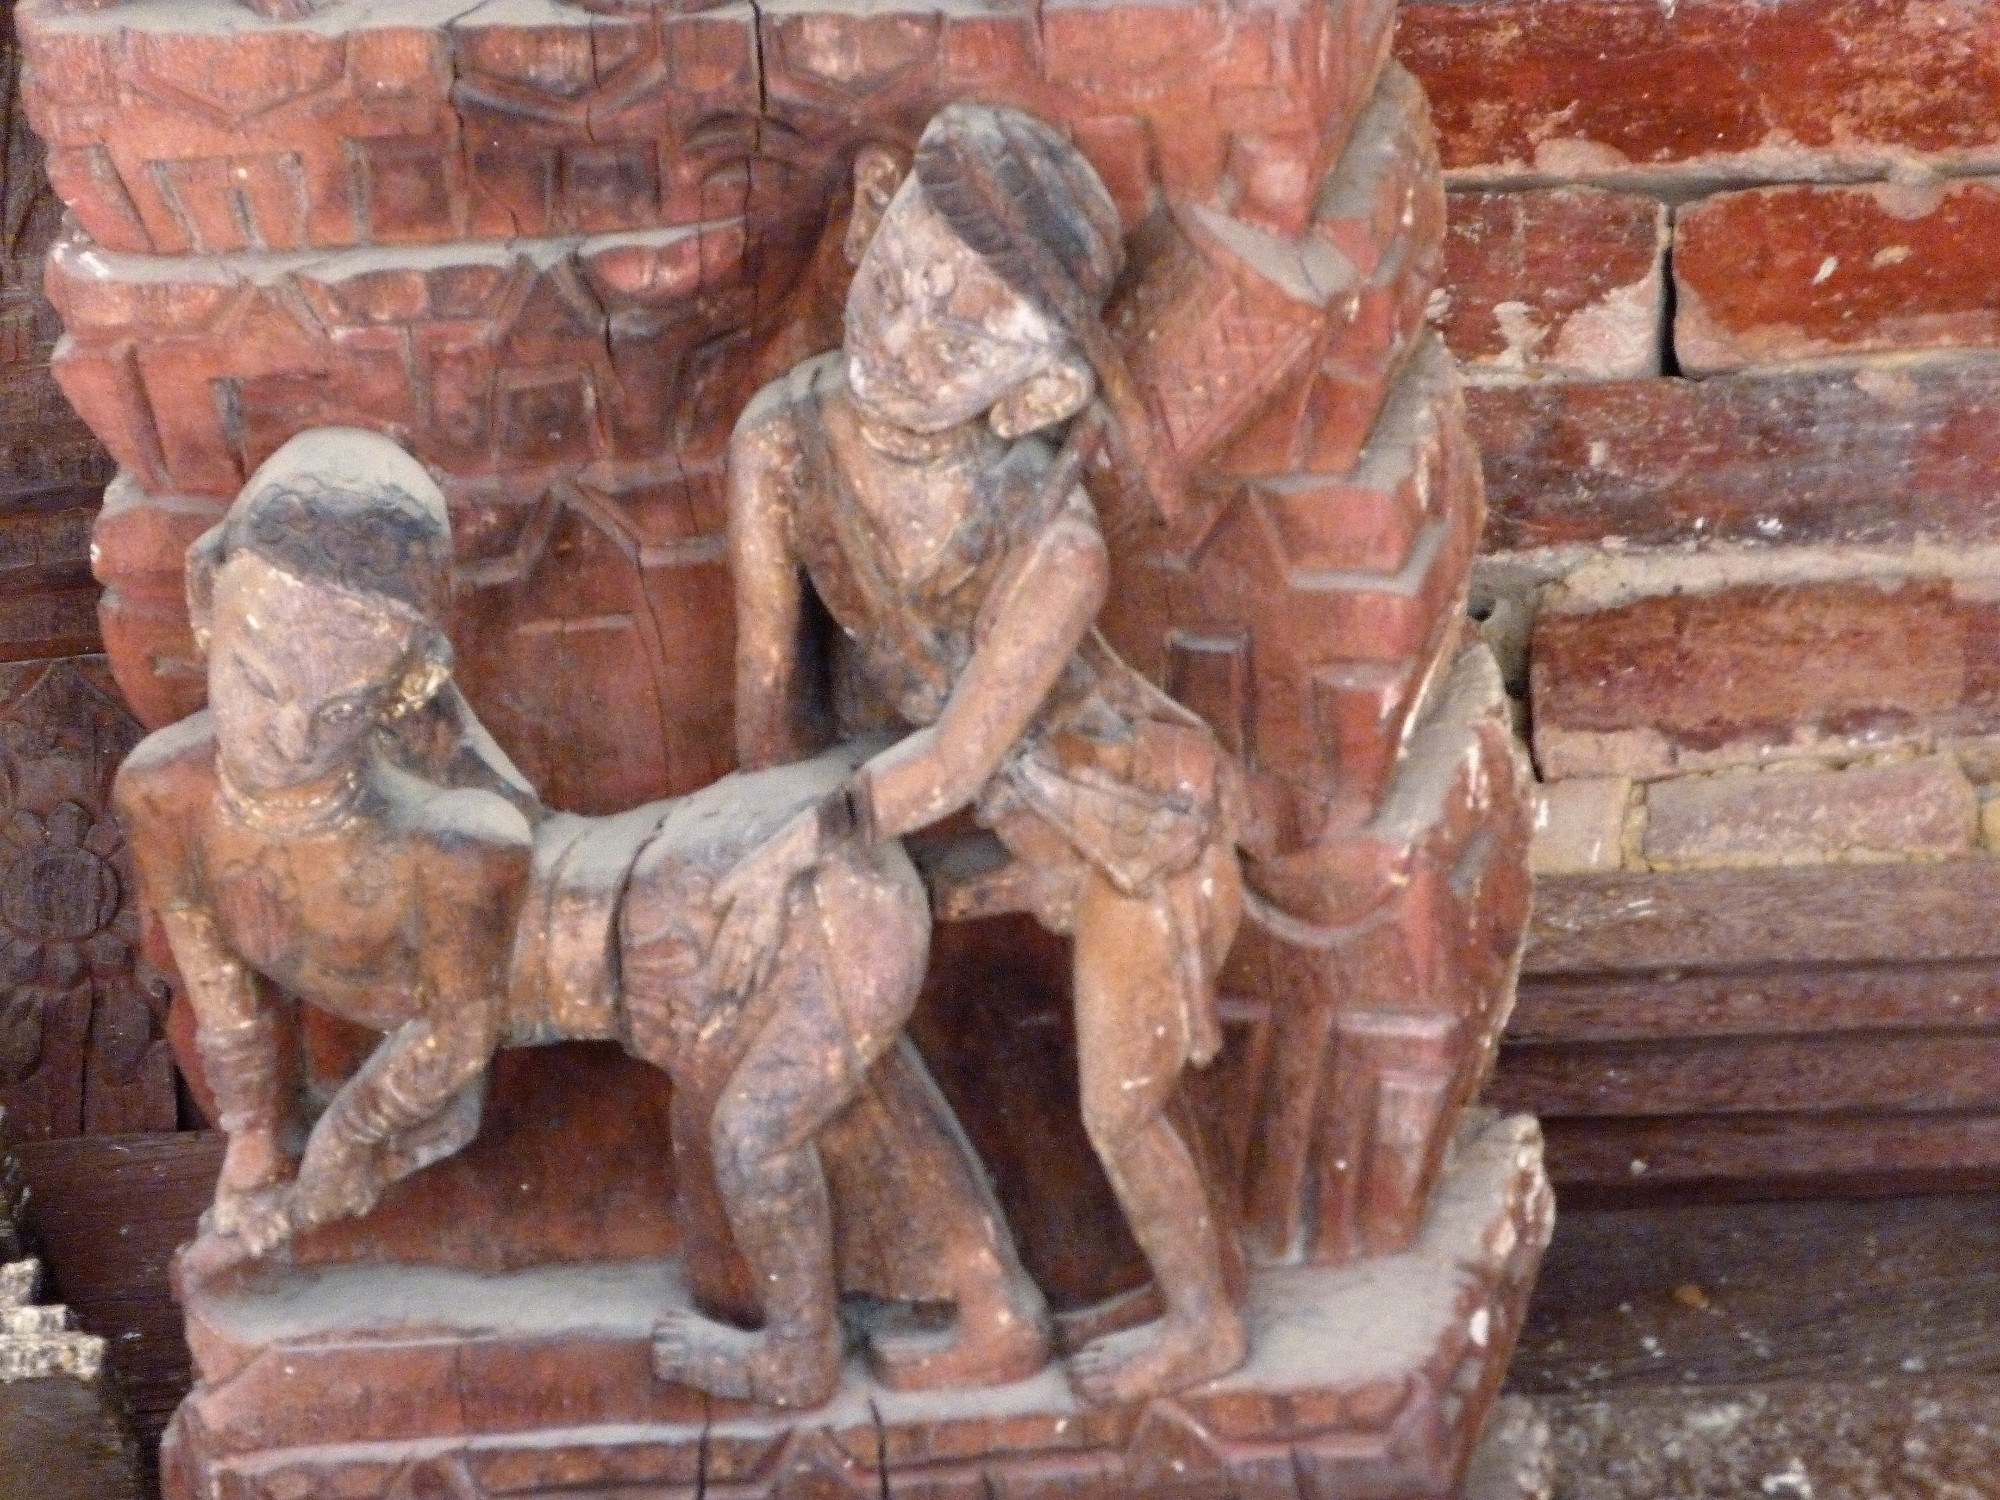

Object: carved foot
[1053,1281,1163,1357]
[653,1311,841,1409]
[1066,1305,1247,1405]
[866,1294,1051,1392]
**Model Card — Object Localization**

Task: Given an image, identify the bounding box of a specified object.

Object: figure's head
[188,429,454,795]
[844,104,1124,438]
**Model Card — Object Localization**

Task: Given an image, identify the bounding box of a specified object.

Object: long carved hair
[911,104,1184,523]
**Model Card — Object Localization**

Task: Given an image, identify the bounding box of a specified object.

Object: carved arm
[858,504,1108,842]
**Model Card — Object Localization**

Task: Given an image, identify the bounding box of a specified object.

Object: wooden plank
[1492,1032,2000,1118]
[1534,1112,2000,1199]
[1525,862,2000,975]
[13,1131,219,1464]
[1513,1191,2000,1394]
[1511,961,2000,1044]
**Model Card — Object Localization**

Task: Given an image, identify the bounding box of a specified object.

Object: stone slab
[1439,188,1666,382]
[1677,177,2000,374]
[1529,777,1630,876]
[162,1113,1551,1500]
[1640,755,1978,866]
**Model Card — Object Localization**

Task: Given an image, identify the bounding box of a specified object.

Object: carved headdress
[186,428,454,647]
[911,104,1185,523]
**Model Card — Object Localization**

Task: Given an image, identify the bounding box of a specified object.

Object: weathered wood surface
[1536,1113,2000,1201]
[23,1130,2000,1497]
[1507,867,2000,1195]
[1518,1191,2000,1496]
[1516,1192,2000,1392]
[1525,862,2000,975]
[0,1375,143,1500]
[13,1130,218,1463]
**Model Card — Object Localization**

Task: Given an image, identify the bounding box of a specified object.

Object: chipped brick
[1531,777,1631,875]
[1441,188,1667,381]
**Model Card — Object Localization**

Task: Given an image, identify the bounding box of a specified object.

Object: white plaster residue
[1549,272,1666,379]
[1761,1460,1815,1498]
[1490,300,1551,373]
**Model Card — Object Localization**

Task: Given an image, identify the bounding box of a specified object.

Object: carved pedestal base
[162,1114,1549,1500]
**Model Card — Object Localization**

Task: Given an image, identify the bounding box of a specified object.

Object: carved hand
[286,1119,388,1235]
[706,800,830,1001]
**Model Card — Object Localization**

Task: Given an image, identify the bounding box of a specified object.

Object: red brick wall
[1401,0,2000,1194]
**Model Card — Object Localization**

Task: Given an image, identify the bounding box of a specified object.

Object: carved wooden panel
[0,657,168,1141]
[27,0,1528,1272]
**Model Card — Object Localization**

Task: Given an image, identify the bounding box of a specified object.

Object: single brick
[1440,188,1667,381]
[1397,0,2000,186]
[1677,179,2000,374]
[1531,776,1631,875]
[1470,357,2000,554]
[1641,756,1978,867]
[1530,579,2000,780]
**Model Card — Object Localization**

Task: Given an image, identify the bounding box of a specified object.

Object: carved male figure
[726,104,1248,1404]
[115,428,1049,1410]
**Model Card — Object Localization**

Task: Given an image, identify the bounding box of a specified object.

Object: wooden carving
[116,428,1051,1406]
[25,0,1548,1488]
[728,105,1245,1404]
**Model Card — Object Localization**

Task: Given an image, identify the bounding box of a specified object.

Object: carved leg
[655,851,927,1408]
[848,1037,1054,1392]
[1065,867,1247,1405]
[654,985,858,1408]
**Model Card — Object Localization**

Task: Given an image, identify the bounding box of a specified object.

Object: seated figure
[115,427,1050,1409]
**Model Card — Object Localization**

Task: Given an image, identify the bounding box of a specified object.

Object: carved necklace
[853,412,985,466]
[216,762,366,838]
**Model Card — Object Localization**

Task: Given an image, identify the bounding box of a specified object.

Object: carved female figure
[116,428,1050,1411]
[725,104,1248,1404]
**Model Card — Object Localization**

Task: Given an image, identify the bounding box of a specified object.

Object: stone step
[0,1330,106,1384]
[0,1304,71,1337]
[0,1261,39,1310]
